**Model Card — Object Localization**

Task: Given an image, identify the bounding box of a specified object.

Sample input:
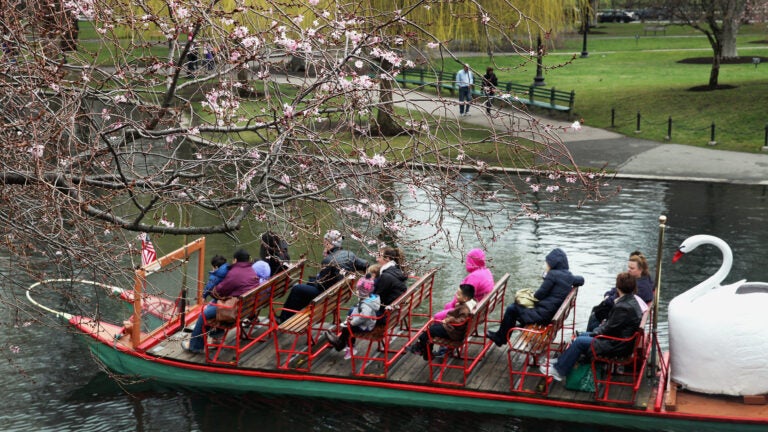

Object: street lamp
[532,35,546,87]
[581,8,589,58]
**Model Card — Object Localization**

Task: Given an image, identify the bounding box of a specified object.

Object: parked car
[597,10,637,23]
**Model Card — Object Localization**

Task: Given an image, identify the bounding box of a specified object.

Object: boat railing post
[649,215,667,377]
[132,268,146,349]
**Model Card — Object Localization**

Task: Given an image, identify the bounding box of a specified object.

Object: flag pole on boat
[649,215,666,377]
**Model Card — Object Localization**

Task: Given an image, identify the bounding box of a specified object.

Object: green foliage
[463,23,768,152]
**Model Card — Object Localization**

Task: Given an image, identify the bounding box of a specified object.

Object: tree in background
[642,0,752,87]
[0,0,609,318]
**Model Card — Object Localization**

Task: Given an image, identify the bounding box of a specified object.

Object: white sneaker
[343,347,357,360]
[539,364,563,382]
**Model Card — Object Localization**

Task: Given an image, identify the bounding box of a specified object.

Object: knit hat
[356,276,375,297]
[324,230,343,248]
[252,260,272,284]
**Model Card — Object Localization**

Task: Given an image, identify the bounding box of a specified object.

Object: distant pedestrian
[203,43,216,71]
[482,67,498,115]
[455,64,473,116]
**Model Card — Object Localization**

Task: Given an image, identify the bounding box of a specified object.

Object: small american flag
[140,233,157,267]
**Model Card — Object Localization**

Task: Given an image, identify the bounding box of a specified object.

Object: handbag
[514,288,538,308]
[215,297,240,326]
[565,362,596,392]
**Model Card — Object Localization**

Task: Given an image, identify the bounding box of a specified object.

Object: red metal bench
[348,269,436,379]
[273,275,355,371]
[507,286,579,395]
[590,305,652,404]
[202,259,306,365]
[425,273,509,386]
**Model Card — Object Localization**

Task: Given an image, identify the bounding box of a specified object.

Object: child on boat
[410,283,476,361]
[203,255,230,300]
[324,264,381,359]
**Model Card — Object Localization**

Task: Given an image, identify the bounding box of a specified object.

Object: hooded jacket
[434,248,494,320]
[203,263,230,299]
[349,294,382,331]
[517,248,584,325]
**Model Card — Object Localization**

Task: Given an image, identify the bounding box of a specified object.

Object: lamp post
[532,35,546,87]
[581,7,589,58]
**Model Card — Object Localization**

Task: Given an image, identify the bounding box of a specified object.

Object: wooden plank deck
[153,319,655,410]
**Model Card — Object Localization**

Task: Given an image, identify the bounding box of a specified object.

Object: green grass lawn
[459,23,768,152]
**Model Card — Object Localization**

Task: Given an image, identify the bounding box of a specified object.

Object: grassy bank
[460,22,768,153]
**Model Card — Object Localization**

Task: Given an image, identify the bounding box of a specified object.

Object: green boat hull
[87,337,762,432]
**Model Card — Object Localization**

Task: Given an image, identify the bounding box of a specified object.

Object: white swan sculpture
[669,235,768,396]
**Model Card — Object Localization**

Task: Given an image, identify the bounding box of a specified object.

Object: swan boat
[26,224,768,431]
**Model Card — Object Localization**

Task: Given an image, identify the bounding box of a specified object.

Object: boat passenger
[203,254,230,300]
[276,230,368,323]
[586,251,654,332]
[410,283,476,361]
[487,248,584,347]
[324,264,382,359]
[260,231,290,277]
[182,249,260,354]
[433,248,494,321]
[540,271,643,382]
[371,246,408,312]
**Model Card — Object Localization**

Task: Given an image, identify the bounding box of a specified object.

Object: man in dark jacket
[277,230,368,322]
[487,248,584,346]
[540,271,643,381]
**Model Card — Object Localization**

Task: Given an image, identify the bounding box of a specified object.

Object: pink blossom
[309,0,319,5]
[426,42,439,49]
[571,120,582,131]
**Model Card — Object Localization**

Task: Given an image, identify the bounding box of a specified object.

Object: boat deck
[143,322,654,410]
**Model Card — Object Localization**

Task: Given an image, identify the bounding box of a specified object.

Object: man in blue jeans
[456,64,473,116]
[540,271,643,381]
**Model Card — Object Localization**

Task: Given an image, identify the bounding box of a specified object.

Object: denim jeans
[458,86,471,113]
[554,334,594,377]
[189,303,219,351]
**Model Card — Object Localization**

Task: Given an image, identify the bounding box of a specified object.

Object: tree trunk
[709,44,722,88]
[721,0,747,58]
[373,61,404,137]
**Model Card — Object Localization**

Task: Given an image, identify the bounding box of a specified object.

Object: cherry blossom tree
[0,0,610,295]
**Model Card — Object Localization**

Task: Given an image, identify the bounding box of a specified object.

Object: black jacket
[373,265,408,308]
[593,294,643,357]
[518,248,584,325]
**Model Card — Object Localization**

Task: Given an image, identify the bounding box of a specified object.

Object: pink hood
[465,248,486,273]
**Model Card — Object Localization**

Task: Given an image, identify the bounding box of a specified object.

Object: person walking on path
[456,64,473,116]
[482,67,498,115]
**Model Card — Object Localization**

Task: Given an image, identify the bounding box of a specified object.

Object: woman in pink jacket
[433,248,494,320]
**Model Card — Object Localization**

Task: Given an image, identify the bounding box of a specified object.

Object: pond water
[2,179,768,432]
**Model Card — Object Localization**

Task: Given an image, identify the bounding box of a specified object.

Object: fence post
[611,108,615,128]
[635,112,641,133]
[665,116,672,141]
[762,123,768,152]
[708,122,717,146]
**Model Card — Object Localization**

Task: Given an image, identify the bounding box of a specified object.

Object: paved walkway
[393,92,768,185]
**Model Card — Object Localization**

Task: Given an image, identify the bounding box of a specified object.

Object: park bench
[500,82,575,112]
[424,273,509,386]
[643,25,667,36]
[589,303,652,404]
[273,275,356,372]
[202,259,306,366]
[506,285,579,395]
[348,269,437,379]
[394,68,456,95]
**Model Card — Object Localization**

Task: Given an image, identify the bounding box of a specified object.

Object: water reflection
[3,179,768,431]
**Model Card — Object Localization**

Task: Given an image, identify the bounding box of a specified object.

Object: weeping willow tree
[395,0,581,52]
